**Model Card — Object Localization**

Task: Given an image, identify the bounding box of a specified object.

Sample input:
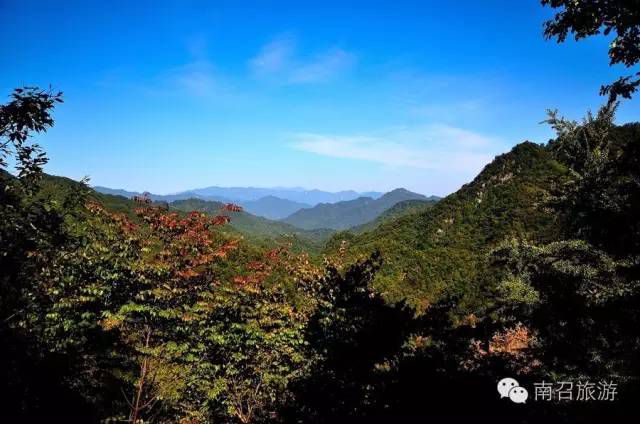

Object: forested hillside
[327,141,569,307]
[349,198,438,234]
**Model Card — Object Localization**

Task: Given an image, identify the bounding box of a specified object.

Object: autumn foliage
[27,200,313,422]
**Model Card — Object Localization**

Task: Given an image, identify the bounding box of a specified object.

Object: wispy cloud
[250,36,295,75]
[289,48,354,83]
[158,38,237,100]
[250,35,355,84]
[290,124,505,173]
[164,60,226,98]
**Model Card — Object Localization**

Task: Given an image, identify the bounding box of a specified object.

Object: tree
[285,252,415,423]
[0,87,93,421]
[1,86,64,318]
[33,201,312,422]
[542,0,640,100]
[482,104,640,420]
[0,87,63,186]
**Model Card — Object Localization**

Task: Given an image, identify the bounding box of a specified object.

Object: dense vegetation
[2,1,639,422]
[326,141,569,308]
[349,198,438,234]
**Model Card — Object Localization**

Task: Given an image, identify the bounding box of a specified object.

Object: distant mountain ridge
[94,186,383,205]
[281,188,429,230]
[51,182,332,252]
[186,186,383,205]
[93,185,385,220]
[92,186,227,203]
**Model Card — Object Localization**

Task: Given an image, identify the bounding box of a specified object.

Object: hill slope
[326,142,569,308]
[281,188,427,230]
[350,198,438,234]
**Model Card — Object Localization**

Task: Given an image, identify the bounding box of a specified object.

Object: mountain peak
[379,188,426,202]
[282,188,429,230]
[383,188,419,196]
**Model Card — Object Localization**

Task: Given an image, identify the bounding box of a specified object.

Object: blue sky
[1,0,638,196]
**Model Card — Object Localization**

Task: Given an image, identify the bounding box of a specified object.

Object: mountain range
[281,188,435,230]
[93,186,382,205]
[55,141,575,311]
[48,141,572,309]
[89,184,439,246]
[93,186,385,220]
[34,177,329,252]
[184,186,383,205]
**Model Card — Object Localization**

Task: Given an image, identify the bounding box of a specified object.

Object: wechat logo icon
[498,377,528,404]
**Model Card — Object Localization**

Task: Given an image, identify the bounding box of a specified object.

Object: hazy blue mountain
[92,186,231,203]
[187,186,383,205]
[281,188,428,230]
[93,186,141,198]
[94,185,383,206]
[241,196,311,220]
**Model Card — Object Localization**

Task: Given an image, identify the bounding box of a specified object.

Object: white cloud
[290,124,505,173]
[250,35,354,84]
